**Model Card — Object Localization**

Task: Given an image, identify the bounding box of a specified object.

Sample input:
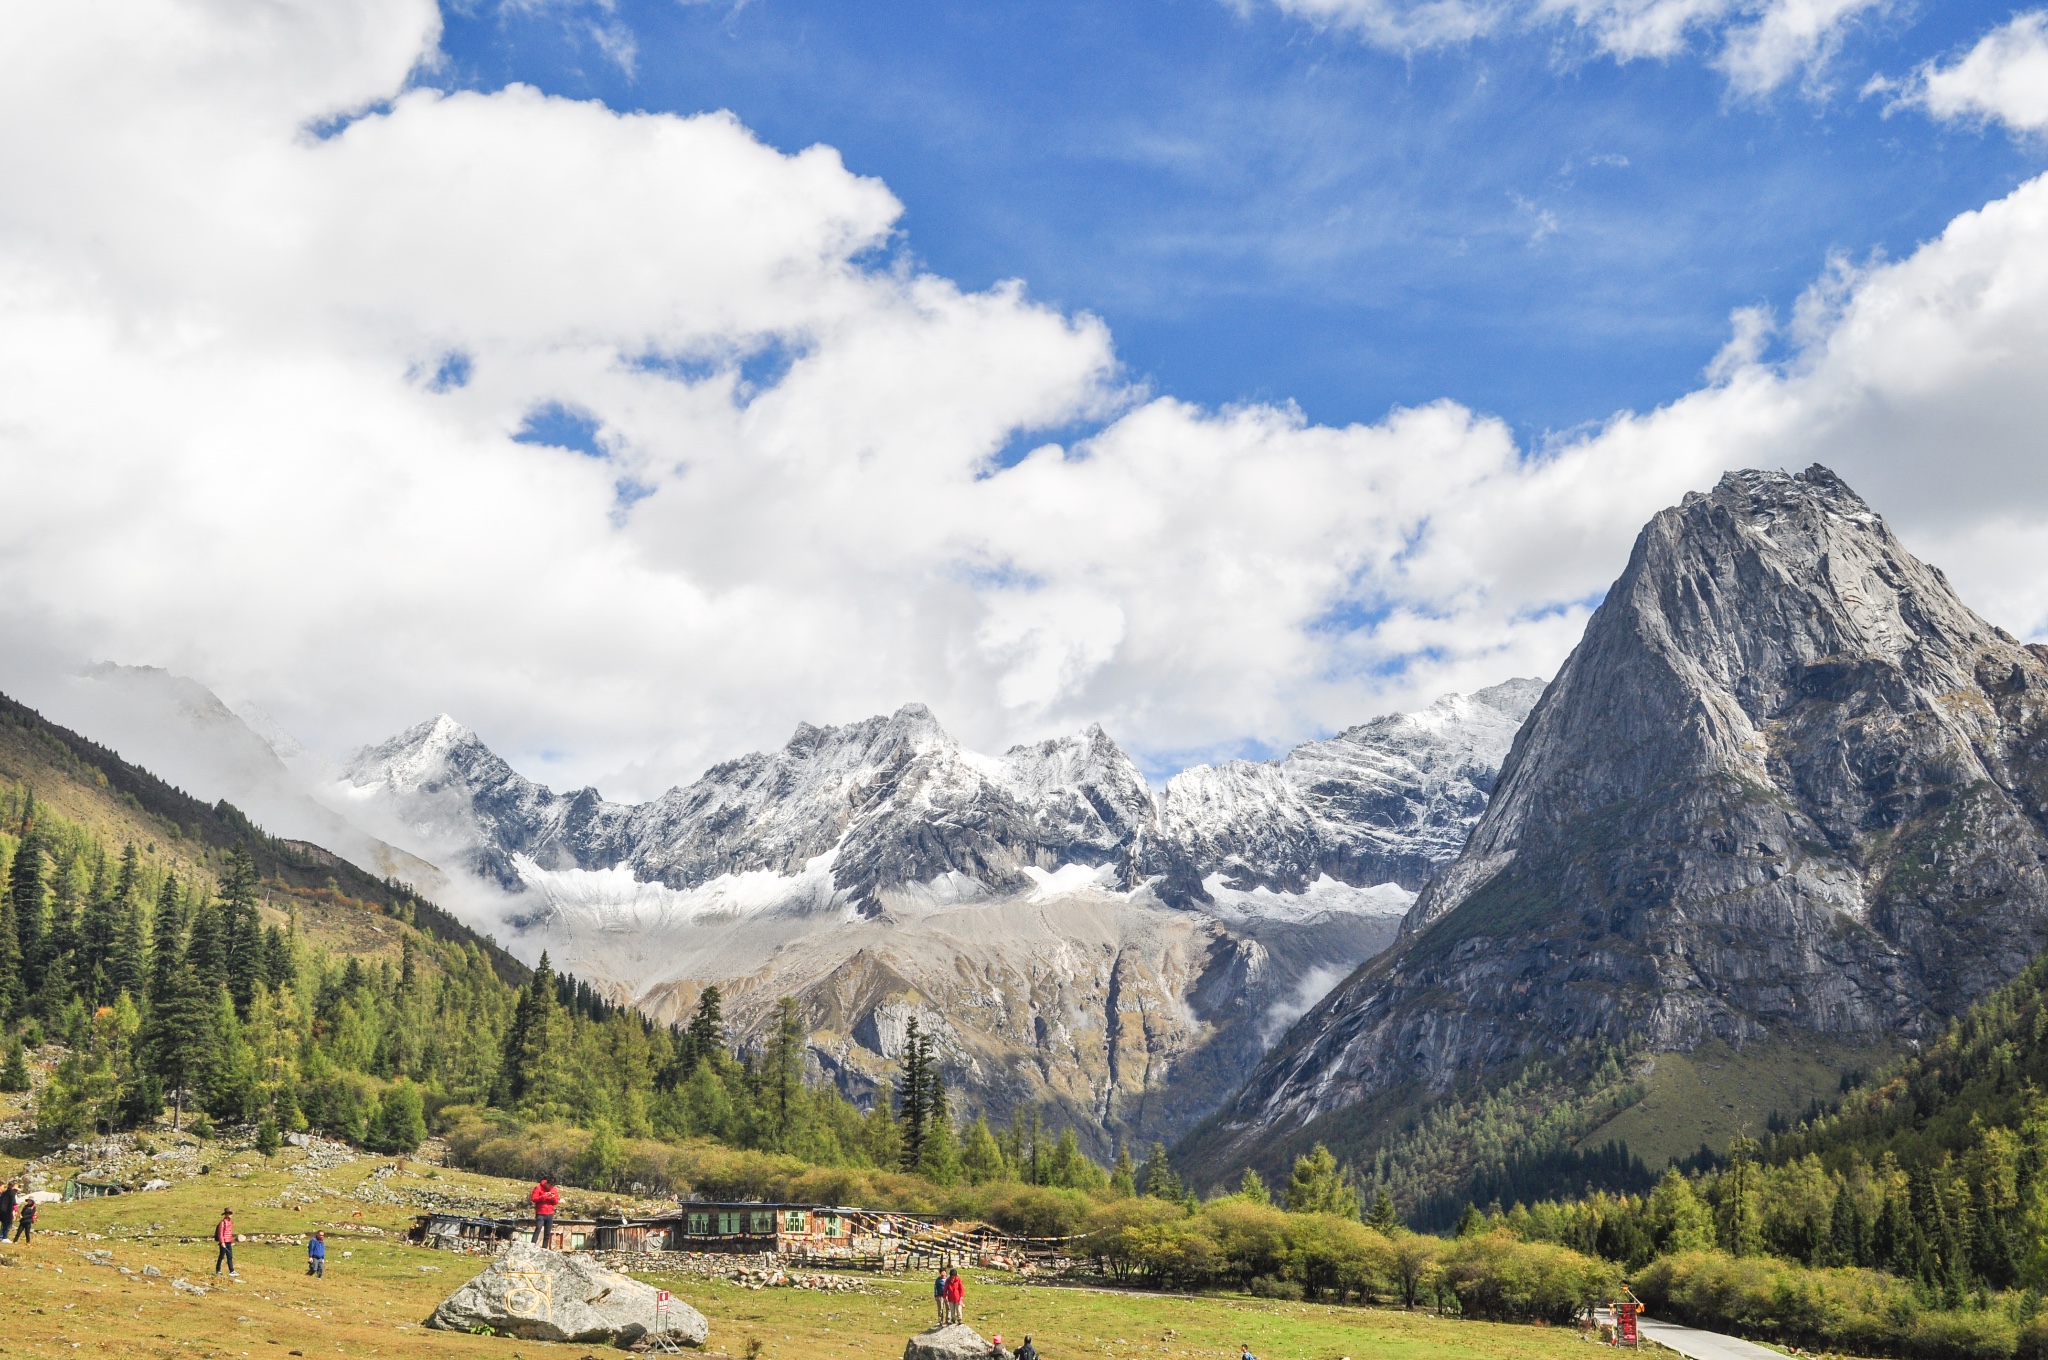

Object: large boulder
[904,1325,990,1360]
[425,1243,709,1347]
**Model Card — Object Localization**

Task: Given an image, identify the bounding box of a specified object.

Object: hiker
[214,1207,236,1276]
[12,1195,35,1245]
[529,1177,560,1248]
[987,1333,1010,1358]
[943,1268,965,1326]
[1015,1337,1039,1360]
[933,1269,948,1326]
[1240,1347,1256,1360]
[307,1231,326,1278]
[0,1181,16,1240]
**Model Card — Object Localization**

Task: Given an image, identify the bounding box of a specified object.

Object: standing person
[0,1180,17,1241]
[933,1269,948,1327]
[12,1195,35,1246]
[529,1178,560,1248]
[214,1207,236,1277]
[944,1268,964,1326]
[307,1231,326,1278]
[1239,1346,1256,1360]
[1016,1338,1038,1360]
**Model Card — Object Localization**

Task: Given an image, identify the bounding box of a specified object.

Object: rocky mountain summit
[1196,465,2048,1176]
[332,683,1541,1148]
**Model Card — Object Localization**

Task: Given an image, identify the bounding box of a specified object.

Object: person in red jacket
[943,1268,965,1325]
[529,1178,561,1247]
[214,1207,237,1276]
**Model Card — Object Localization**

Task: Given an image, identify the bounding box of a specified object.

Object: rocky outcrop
[425,1243,708,1346]
[903,1325,992,1360]
[1200,466,2048,1170]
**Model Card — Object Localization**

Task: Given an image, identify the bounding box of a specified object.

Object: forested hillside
[0,689,1123,1205]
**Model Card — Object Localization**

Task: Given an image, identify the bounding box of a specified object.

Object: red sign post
[1617,1301,1639,1345]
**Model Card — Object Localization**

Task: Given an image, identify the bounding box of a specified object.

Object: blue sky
[9,0,2048,800]
[438,0,2040,441]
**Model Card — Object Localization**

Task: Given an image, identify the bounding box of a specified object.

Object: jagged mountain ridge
[340,682,1544,916]
[1191,465,2048,1182]
[332,684,1542,1151]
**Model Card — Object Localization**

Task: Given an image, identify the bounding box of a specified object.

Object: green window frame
[688,1213,709,1235]
[823,1215,841,1238]
[785,1210,806,1233]
[719,1212,740,1235]
[751,1211,774,1234]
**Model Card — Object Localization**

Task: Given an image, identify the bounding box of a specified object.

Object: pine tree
[147,875,184,1007]
[767,996,805,1149]
[1367,1187,1401,1233]
[897,1016,929,1172]
[917,1088,962,1186]
[0,1037,28,1093]
[145,960,218,1129]
[373,1079,427,1153]
[0,852,23,1019]
[110,866,150,1005]
[78,844,133,1005]
[221,849,264,1017]
[8,825,46,1006]
[1284,1143,1357,1216]
[1237,1167,1271,1204]
[185,894,227,994]
[962,1115,1007,1185]
[1141,1142,1184,1201]
[1110,1145,1138,1198]
[509,953,570,1121]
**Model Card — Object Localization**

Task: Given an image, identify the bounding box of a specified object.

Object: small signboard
[1617,1301,1639,1345]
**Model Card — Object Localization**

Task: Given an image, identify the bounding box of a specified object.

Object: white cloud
[1262,0,1882,93]
[2,0,2048,805]
[1877,10,2048,133]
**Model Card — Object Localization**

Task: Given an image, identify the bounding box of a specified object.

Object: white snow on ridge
[512,849,845,932]
[1200,873,1416,923]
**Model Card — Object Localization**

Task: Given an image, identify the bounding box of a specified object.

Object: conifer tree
[110,868,150,1005]
[1237,1167,1270,1205]
[8,824,46,1002]
[79,844,134,1004]
[145,958,218,1129]
[221,849,264,1016]
[686,984,725,1067]
[1110,1145,1138,1198]
[1367,1187,1401,1233]
[185,894,227,993]
[1284,1143,1357,1216]
[897,1016,929,1171]
[147,875,184,1007]
[1141,1142,1184,1201]
[860,1079,903,1169]
[509,953,570,1120]
[0,1037,28,1093]
[767,996,806,1148]
[962,1115,1007,1185]
[0,858,22,1020]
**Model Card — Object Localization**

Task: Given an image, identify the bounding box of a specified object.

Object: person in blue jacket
[307,1230,326,1278]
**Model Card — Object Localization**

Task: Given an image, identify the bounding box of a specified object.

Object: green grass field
[0,1138,1603,1360]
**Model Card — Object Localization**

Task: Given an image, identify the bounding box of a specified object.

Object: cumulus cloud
[1875,10,2048,133]
[1256,0,1883,92]
[2,0,2047,803]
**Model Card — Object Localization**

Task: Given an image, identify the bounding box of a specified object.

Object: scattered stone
[425,1243,709,1348]
[171,1277,207,1296]
[903,1324,991,1360]
[142,1265,163,1277]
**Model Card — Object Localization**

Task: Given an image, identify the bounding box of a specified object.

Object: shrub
[1632,1250,2026,1360]
[1441,1231,1620,1324]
